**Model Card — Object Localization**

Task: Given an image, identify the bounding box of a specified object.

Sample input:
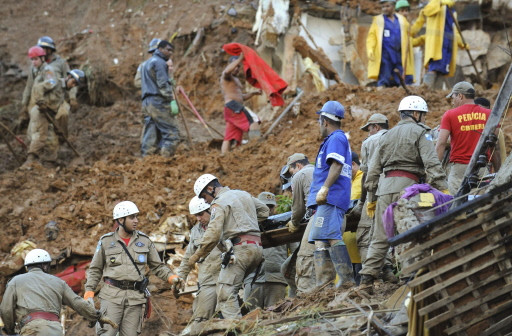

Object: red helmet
[28,46,46,58]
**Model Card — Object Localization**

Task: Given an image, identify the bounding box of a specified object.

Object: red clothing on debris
[224,105,250,144]
[440,104,490,164]
[223,43,288,106]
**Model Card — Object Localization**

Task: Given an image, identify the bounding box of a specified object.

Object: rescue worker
[283,153,316,294]
[84,201,183,336]
[244,192,288,309]
[367,0,414,87]
[307,101,355,289]
[419,0,467,89]
[360,96,448,293]
[134,38,161,89]
[22,63,84,168]
[21,46,60,167]
[355,113,395,282]
[220,54,262,154]
[16,36,73,132]
[436,82,500,195]
[0,249,101,336]
[177,196,221,331]
[140,40,180,157]
[38,36,78,126]
[188,174,269,319]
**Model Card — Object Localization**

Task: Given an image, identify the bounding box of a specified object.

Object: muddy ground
[1,0,511,335]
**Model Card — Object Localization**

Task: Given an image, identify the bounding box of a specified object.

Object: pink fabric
[223,43,288,106]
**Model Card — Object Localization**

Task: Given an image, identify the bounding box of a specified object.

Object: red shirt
[121,237,130,246]
[440,104,490,164]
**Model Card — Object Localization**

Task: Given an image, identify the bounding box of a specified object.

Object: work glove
[441,189,451,195]
[168,275,184,291]
[98,315,118,329]
[188,253,200,268]
[366,201,377,218]
[170,100,179,116]
[316,186,329,205]
[463,43,470,50]
[285,220,299,233]
[84,291,95,300]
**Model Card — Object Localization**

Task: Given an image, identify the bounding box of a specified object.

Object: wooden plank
[261,223,306,248]
[419,267,512,316]
[399,204,506,262]
[412,253,508,302]
[424,282,512,328]
[402,218,512,275]
[482,314,512,336]
[408,243,505,288]
[444,300,512,335]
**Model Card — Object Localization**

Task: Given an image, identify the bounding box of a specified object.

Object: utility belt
[385,170,420,183]
[104,277,148,291]
[19,312,59,329]
[230,234,262,246]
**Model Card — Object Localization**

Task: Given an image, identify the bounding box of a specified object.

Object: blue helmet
[148,38,161,53]
[316,101,345,120]
[37,36,56,51]
[67,69,85,85]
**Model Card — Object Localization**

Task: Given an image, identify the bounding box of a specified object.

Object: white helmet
[193,174,218,196]
[398,95,428,113]
[24,248,51,266]
[113,201,139,220]
[189,196,211,215]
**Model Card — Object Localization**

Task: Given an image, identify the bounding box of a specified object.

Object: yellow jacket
[422,0,464,76]
[366,13,414,80]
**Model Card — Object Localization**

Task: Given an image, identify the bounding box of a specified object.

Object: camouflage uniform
[290,163,316,294]
[357,129,387,262]
[85,229,175,336]
[243,245,288,309]
[190,187,269,319]
[27,63,63,161]
[177,222,222,323]
[0,268,98,336]
[360,119,447,278]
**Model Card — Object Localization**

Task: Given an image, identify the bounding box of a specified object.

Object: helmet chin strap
[116,218,133,234]
[403,111,421,124]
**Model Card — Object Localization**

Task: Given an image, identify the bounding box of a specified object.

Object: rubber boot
[330,243,356,289]
[359,274,375,295]
[381,265,398,284]
[313,249,336,288]
[353,263,362,286]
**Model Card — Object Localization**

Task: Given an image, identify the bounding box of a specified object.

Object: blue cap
[316,101,345,120]
[148,38,161,53]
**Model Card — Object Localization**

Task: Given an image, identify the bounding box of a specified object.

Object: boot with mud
[160,146,176,157]
[20,153,40,170]
[381,265,398,284]
[313,249,336,288]
[358,274,375,295]
[330,243,356,290]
